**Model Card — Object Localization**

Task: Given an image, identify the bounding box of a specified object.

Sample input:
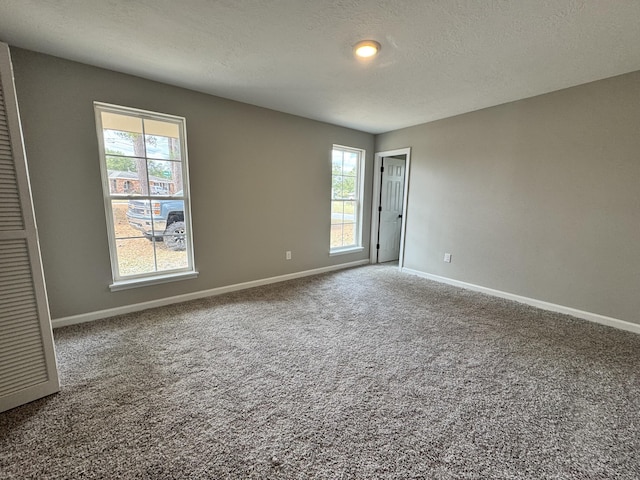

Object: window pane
[330,224,344,248]
[157,241,189,271]
[343,201,356,220]
[122,198,162,238]
[343,152,358,176]
[160,220,189,255]
[103,129,145,157]
[342,223,356,247]
[144,134,181,160]
[342,175,356,199]
[106,156,148,195]
[115,238,157,277]
[332,149,343,170]
[111,200,144,239]
[332,175,344,199]
[331,201,344,225]
[147,160,182,195]
[106,154,138,174]
[158,215,189,270]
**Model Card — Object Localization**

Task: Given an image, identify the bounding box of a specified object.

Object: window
[94,103,196,289]
[330,145,364,254]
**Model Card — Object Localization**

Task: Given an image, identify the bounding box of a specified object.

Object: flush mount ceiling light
[354,40,381,58]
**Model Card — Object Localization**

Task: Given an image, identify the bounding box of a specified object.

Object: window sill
[109,271,199,291]
[329,246,365,257]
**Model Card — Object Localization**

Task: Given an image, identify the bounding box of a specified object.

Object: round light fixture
[354,40,381,58]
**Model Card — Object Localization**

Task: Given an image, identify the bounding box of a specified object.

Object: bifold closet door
[0,42,59,413]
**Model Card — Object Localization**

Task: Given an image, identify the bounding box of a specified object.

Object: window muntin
[95,103,195,286]
[330,145,364,252]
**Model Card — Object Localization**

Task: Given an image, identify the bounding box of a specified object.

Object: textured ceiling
[0,0,639,134]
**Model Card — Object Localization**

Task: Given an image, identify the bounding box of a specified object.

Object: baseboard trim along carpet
[52,259,370,329]
[401,268,640,335]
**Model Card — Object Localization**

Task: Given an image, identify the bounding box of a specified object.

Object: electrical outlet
[286,251,292,260]
[444,253,452,263]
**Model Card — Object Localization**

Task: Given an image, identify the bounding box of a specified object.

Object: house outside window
[330,145,365,254]
[94,102,196,289]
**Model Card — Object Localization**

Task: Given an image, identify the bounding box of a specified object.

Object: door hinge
[376,243,380,249]
[380,166,384,173]
[378,206,382,212]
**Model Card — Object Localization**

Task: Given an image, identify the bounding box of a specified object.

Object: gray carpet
[1,265,639,479]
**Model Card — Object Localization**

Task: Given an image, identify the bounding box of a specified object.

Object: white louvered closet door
[0,42,59,413]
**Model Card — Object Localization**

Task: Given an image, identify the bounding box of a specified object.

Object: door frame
[370,147,411,267]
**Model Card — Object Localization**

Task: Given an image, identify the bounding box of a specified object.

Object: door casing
[370,147,411,267]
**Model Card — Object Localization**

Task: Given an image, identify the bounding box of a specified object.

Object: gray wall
[377,71,640,325]
[10,48,374,319]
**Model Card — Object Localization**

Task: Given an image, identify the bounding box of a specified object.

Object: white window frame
[94,102,197,290]
[330,144,365,255]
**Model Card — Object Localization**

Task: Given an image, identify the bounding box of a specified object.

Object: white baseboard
[402,268,640,335]
[52,260,369,329]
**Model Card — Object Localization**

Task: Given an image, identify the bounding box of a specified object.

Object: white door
[377,157,405,263]
[0,42,60,413]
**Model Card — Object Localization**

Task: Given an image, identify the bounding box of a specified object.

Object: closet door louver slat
[0,42,59,413]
